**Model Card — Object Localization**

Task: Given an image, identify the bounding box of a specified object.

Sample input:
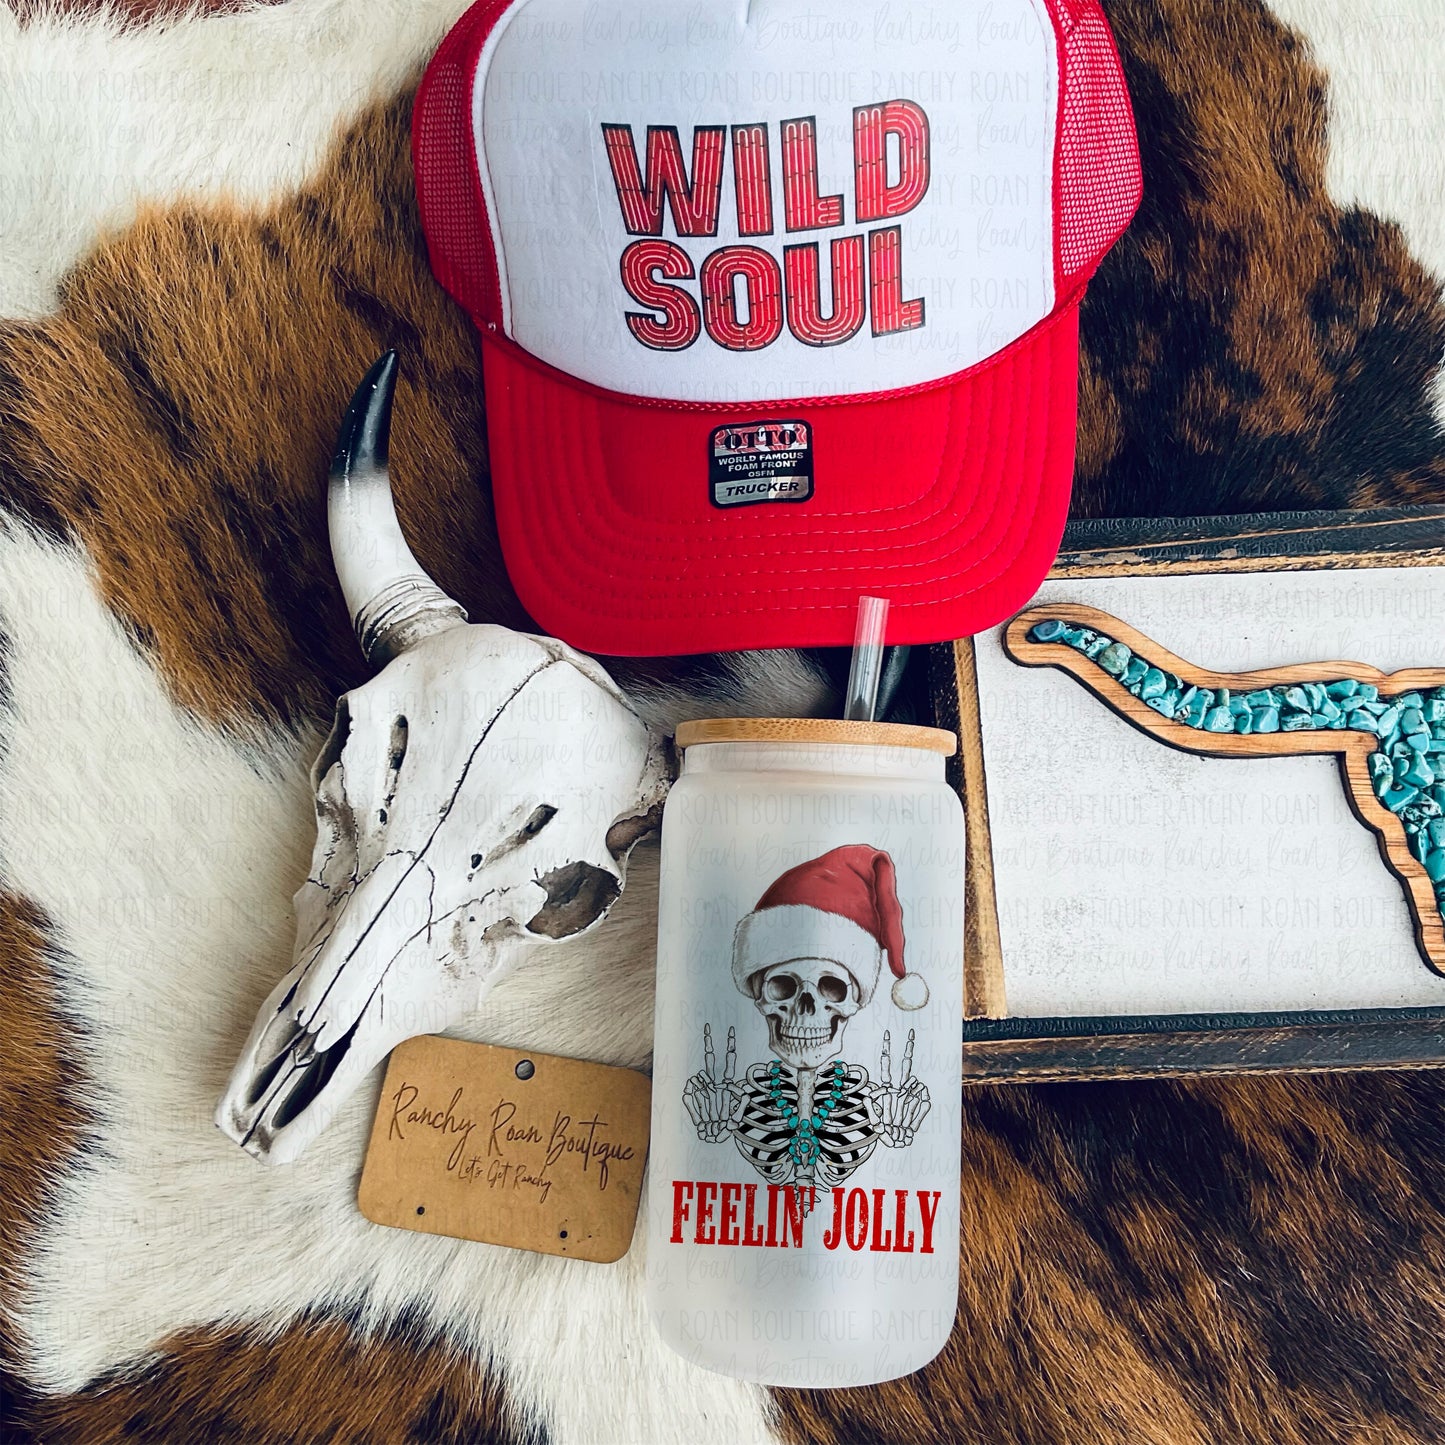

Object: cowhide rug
[2,0,1445,1442]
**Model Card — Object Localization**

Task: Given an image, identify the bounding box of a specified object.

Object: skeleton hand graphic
[864,1029,930,1148]
[683,1023,746,1142]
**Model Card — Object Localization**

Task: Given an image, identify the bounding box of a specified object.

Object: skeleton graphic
[682,845,931,1191]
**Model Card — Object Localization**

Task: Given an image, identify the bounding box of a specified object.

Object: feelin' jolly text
[671,1179,943,1252]
[602,102,930,352]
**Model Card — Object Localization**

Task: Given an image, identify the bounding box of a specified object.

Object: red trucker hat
[413,0,1140,656]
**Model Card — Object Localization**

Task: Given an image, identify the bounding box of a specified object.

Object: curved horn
[328,351,467,666]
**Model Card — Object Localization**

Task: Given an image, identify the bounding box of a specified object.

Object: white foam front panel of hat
[474,0,1058,402]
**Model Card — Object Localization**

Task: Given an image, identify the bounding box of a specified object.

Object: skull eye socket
[378,714,408,824]
[763,975,798,1002]
[312,696,351,791]
[818,974,848,1004]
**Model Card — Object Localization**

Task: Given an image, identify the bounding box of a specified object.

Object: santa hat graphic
[732,845,927,1012]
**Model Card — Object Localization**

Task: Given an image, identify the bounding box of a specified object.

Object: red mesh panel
[1041,0,1082,25]
[412,0,509,327]
[1043,0,1142,288]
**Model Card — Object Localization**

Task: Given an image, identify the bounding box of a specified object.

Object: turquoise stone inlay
[1029,620,1445,931]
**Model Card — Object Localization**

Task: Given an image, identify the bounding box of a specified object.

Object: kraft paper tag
[358,1036,651,1264]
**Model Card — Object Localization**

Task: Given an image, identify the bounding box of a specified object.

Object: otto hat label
[709,419,814,508]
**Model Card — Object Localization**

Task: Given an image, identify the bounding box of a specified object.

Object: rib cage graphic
[1005,604,1445,975]
[732,1064,879,1190]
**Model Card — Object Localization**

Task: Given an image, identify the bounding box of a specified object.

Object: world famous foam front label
[709,419,813,508]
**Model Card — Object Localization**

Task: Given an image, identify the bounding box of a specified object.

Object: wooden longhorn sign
[1004,603,1445,975]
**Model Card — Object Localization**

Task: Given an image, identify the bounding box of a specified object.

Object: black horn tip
[330,351,398,480]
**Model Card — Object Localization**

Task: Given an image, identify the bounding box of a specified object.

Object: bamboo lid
[674,717,957,756]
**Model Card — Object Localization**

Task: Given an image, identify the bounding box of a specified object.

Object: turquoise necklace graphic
[1006,606,1445,973]
[768,1057,847,1169]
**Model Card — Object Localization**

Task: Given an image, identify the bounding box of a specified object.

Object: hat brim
[481,298,1082,657]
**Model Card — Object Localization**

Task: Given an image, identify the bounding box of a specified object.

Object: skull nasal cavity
[527,861,620,939]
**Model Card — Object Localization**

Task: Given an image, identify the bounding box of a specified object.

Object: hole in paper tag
[358,1036,651,1263]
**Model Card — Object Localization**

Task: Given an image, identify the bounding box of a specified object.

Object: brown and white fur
[2,0,1445,1442]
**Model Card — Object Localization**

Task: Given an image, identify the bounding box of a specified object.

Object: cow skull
[216,353,670,1164]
